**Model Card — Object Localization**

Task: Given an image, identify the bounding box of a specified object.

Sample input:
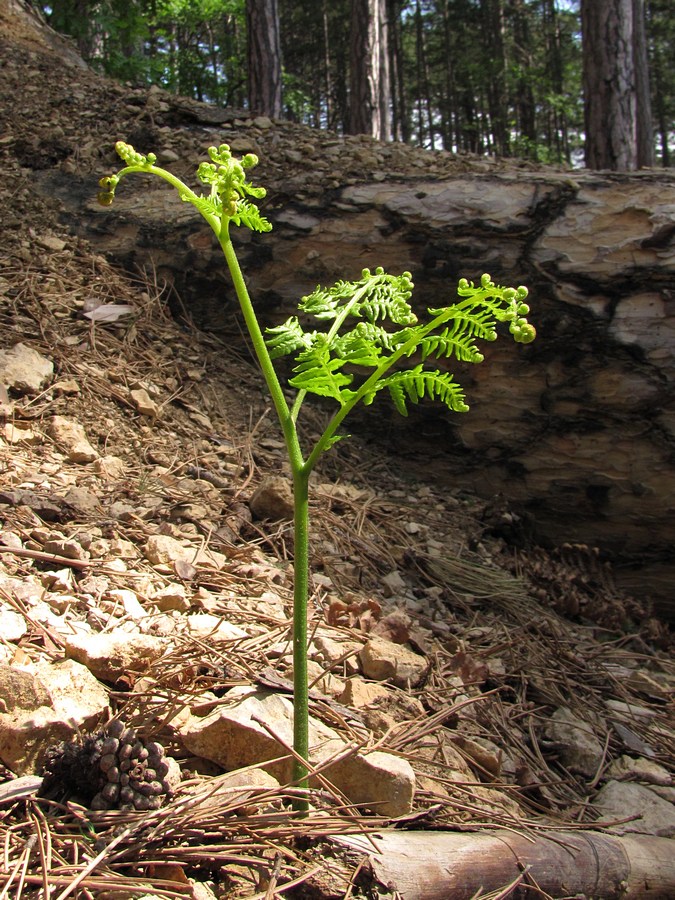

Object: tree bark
[348,0,391,140]
[632,0,654,166]
[581,0,638,170]
[246,0,282,118]
[333,830,675,899]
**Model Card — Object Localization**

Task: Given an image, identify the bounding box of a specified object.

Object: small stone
[324,750,416,817]
[249,476,294,521]
[4,423,40,445]
[130,387,160,418]
[547,707,605,777]
[0,343,53,394]
[37,235,67,252]
[106,588,146,619]
[157,148,180,162]
[152,584,190,612]
[359,637,429,688]
[64,631,169,681]
[593,780,675,836]
[93,455,126,479]
[48,416,98,462]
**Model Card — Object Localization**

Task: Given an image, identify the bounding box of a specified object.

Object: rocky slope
[0,4,674,898]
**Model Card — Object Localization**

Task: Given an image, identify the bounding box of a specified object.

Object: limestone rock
[249,477,294,521]
[593,780,675,836]
[0,605,28,642]
[546,707,605,777]
[323,750,415,817]
[0,342,53,394]
[0,660,108,774]
[179,686,342,782]
[64,631,169,681]
[48,415,98,462]
[178,686,415,814]
[607,755,672,787]
[358,637,429,688]
[144,534,227,571]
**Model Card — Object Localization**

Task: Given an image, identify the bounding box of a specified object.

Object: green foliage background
[39,0,674,165]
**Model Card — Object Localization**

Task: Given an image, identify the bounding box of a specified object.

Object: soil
[0,8,673,899]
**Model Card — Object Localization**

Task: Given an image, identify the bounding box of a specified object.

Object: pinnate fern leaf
[369,365,469,417]
[288,342,356,405]
[266,317,314,359]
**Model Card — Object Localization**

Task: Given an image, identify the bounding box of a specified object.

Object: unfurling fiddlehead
[98,142,535,810]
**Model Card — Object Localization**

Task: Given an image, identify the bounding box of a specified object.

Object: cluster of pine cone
[42,720,180,811]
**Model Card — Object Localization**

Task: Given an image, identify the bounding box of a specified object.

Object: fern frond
[288,342,356,405]
[299,281,357,320]
[418,309,499,363]
[358,284,416,325]
[265,317,314,359]
[332,321,406,366]
[189,194,222,220]
[232,199,272,232]
[372,365,469,416]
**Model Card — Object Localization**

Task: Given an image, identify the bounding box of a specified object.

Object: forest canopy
[37,0,674,169]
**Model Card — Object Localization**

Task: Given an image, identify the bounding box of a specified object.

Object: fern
[288,341,356,405]
[98,142,535,809]
[265,317,315,359]
[367,365,469,416]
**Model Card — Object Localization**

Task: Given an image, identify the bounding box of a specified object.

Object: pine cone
[42,721,181,811]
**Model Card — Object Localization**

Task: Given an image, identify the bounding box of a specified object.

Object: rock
[607,755,672,787]
[145,534,191,566]
[0,660,108,774]
[106,588,147,619]
[358,637,429,688]
[178,686,414,814]
[48,415,98,462]
[0,605,28,641]
[93,455,126,479]
[593,780,675,836]
[4,422,41,444]
[339,677,390,709]
[249,477,294,521]
[64,631,169,681]
[152,584,191,612]
[144,534,228,571]
[311,633,363,675]
[323,750,415,817]
[179,686,342,783]
[184,614,248,642]
[130,387,160,418]
[0,343,53,394]
[546,707,605,777]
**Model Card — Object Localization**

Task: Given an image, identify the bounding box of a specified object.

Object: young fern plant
[98,142,535,809]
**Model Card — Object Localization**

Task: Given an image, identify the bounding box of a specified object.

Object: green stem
[291,467,310,805]
[219,225,310,810]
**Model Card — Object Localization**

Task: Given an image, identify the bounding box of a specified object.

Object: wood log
[333,830,675,899]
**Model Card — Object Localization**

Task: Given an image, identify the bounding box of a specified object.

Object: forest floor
[0,9,674,899]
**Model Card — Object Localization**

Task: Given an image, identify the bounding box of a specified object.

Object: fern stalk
[98,142,535,816]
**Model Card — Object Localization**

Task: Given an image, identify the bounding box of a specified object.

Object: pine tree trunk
[348,0,390,140]
[581,0,637,170]
[632,0,654,167]
[246,0,282,118]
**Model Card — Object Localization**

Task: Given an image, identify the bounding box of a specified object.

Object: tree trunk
[481,0,509,157]
[348,0,390,140]
[246,0,282,118]
[581,0,638,170]
[332,830,675,899]
[632,0,654,166]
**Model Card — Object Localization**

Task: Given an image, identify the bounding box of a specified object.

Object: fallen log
[332,829,675,899]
